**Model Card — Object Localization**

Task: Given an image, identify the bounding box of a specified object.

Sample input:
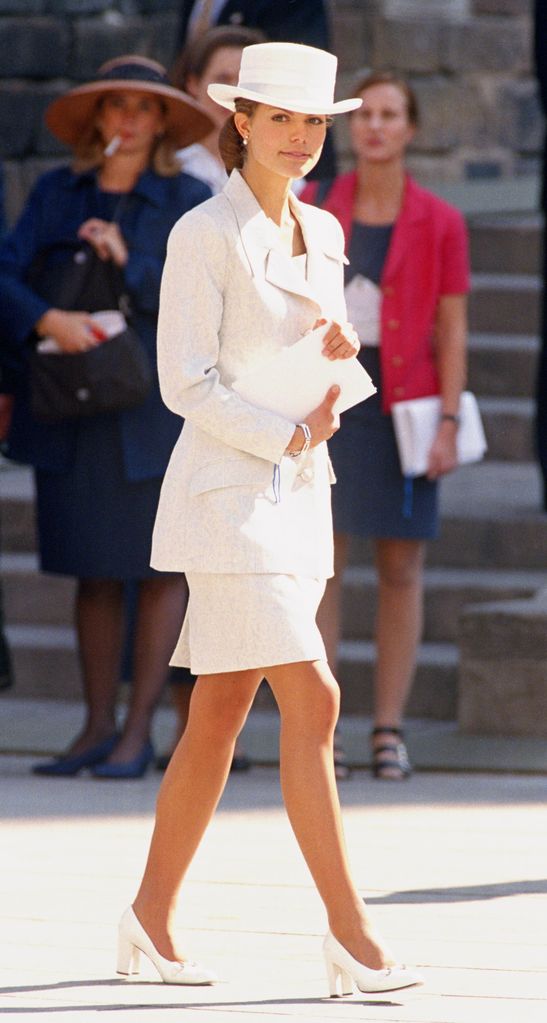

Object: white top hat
[207,42,362,116]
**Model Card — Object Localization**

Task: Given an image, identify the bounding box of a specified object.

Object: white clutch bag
[391,391,487,477]
[232,320,376,421]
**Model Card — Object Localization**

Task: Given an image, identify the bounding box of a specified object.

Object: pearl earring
[242,135,248,146]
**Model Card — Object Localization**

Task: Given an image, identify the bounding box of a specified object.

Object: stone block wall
[0,0,540,222]
[0,0,181,224]
[332,0,539,185]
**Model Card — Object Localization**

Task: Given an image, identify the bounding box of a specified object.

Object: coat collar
[222,170,342,310]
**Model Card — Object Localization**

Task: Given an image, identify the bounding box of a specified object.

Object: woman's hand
[427,419,459,479]
[78,218,128,267]
[286,385,341,454]
[314,318,359,360]
[35,309,106,353]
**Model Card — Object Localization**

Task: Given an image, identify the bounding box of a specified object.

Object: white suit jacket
[151,169,348,578]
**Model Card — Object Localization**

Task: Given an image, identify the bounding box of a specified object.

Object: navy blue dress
[330,221,439,541]
[0,166,211,577]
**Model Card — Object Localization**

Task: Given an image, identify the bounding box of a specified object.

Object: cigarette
[104,134,121,157]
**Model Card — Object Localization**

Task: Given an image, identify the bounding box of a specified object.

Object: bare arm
[427,293,468,480]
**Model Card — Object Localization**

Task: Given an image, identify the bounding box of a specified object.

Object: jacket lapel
[383,176,428,281]
[223,171,333,310]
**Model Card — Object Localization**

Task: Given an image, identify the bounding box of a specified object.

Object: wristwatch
[288,422,311,457]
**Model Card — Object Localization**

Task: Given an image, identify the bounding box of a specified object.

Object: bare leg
[66,578,124,757]
[316,532,349,672]
[106,575,187,763]
[170,680,193,744]
[132,668,263,958]
[373,538,425,724]
[168,676,249,765]
[316,533,351,777]
[266,659,393,970]
[372,539,425,777]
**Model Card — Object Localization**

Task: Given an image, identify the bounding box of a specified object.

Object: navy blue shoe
[32,733,120,777]
[91,740,155,780]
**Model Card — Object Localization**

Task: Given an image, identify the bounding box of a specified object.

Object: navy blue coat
[178,0,331,49]
[0,166,211,480]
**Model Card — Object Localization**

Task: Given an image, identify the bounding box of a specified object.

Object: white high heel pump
[117,906,217,985]
[323,931,423,996]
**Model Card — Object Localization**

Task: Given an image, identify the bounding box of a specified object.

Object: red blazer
[300,172,470,412]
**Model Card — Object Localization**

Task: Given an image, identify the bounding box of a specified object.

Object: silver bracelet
[288,422,311,457]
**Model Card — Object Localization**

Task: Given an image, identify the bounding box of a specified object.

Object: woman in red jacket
[302,72,470,780]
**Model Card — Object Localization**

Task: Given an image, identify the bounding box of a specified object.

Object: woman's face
[186,46,244,129]
[235,103,329,180]
[350,83,415,165]
[96,90,166,158]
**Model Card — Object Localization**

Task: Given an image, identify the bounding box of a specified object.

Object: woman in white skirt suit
[119,43,422,996]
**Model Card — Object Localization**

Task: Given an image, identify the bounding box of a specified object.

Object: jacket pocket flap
[189,458,273,496]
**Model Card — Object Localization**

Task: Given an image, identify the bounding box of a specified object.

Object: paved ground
[0,746,545,1023]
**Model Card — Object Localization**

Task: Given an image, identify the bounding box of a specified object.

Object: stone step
[254,639,459,720]
[2,553,74,625]
[5,623,80,701]
[479,395,534,461]
[427,461,546,569]
[468,333,538,398]
[469,273,540,336]
[458,590,547,738]
[343,565,545,643]
[339,639,458,719]
[468,215,541,276]
[0,463,35,553]
[6,622,456,720]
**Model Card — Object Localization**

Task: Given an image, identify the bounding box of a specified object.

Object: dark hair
[171,25,266,91]
[218,98,257,172]
[351,71,420,127]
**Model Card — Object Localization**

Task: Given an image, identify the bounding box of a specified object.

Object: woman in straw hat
[120,43,423,995]
[0,56,213,779]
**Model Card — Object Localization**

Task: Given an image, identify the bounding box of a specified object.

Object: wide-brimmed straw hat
[46,55,214,148]
[207,42,362,116]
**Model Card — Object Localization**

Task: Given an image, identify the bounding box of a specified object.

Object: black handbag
[27,241,152,423]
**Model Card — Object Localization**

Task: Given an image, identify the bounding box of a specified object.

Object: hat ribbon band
[95,65,169,86]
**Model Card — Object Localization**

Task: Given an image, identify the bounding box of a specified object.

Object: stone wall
[0,0,182,224]
[0,0,540,223]
[332,0,539,185]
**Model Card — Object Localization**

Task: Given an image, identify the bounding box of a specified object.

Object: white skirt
[170,572,327,675]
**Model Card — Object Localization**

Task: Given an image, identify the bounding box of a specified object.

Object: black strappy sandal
[370,726,412,781]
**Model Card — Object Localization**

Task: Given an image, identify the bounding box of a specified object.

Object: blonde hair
[218,98,257,172]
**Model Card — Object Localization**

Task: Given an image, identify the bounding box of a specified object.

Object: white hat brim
[207,83,362,116]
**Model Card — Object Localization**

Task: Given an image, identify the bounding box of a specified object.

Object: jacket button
[387,318,399,329]
[391,355,404,367]
[393,386,405,398]
[383,285,394,297]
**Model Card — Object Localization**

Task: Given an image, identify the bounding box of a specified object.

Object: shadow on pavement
[367,878,547,904]
[0,977,401,1013]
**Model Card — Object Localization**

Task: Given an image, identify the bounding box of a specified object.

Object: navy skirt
[329,348,439,541]
[36,414,163,578]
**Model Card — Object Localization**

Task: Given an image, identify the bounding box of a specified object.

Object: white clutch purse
[391,391,487,477]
